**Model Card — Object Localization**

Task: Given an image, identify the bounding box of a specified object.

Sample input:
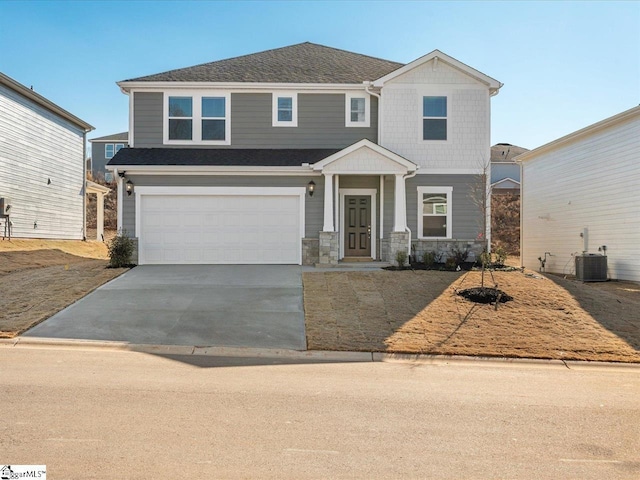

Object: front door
[344,196,371,257]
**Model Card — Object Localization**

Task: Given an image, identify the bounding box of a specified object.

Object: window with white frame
[105,143,125,159]
[164,92,230,144]
[345,93,370,127]
[417,186,453,238]
[422,96,447,141]
[272,93,298,127]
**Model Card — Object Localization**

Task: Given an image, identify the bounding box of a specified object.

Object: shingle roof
[491,143,529,163]
[107,148,341,167]
[89,131,129,142]
[123,42,404,84]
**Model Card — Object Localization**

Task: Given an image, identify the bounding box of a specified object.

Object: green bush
[422,251,436,267]
[108,231,134,268]
[449,246,470,265]
[494,246,508,266]
[479,250,492,268]
[395,250,408,268]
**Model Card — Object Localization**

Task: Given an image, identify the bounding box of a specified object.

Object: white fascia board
[491,177,521,188]
[119,81,367,92]
[105,165,317,176]
[372,49,502,91]
[312,139,417,171]
[515,105,640,163]
[415,168,485,175]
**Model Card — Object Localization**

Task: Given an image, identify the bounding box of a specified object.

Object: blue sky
[1,0,638,150]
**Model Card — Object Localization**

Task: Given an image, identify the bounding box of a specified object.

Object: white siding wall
[0,84,85,239]
[381,60,491,171]
[521,115,640,281]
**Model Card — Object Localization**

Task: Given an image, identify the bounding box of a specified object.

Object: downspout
[364,82,382,144]
[403,169,419,258]
[82,129,87,241]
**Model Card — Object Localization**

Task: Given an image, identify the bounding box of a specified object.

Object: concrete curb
[1,337,639,369]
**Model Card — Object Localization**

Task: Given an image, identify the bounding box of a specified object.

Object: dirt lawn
[303,269,640,363]
[0,233,127,338]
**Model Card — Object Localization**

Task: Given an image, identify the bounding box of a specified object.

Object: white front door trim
[339,188,377,260]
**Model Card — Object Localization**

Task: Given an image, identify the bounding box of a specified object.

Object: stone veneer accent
[389,231,410,267]
[411,239,484,264]
[302,238,319,266]
[318,231,339,265]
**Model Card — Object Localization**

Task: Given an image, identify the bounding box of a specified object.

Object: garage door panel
[139,193,301,265]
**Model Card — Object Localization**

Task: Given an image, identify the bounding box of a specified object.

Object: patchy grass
[303,269,640,363]
[0,237,127,337]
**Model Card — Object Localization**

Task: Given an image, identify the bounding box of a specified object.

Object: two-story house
[88,131,128,181]
[490,143,526,195]
[107,42,502,265]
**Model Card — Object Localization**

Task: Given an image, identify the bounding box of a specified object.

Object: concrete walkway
[24,265,306,350]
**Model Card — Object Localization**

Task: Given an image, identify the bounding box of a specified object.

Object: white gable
[387,58,479,86]
[322,146,408,174]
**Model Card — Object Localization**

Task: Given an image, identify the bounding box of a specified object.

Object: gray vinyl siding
[122,175,324,238]
[91,142,127,179]
[132,92,377,148]
[491,162,520,183]
[0,83,85,239]
[133,92,163,147]
[383,174,479,240]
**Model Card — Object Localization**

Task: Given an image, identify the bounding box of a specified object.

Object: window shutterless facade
[163,92,230,145]
[272,92,298,127]
[417,186,453,238]
[345,93,370,127]
[422,96,447,140]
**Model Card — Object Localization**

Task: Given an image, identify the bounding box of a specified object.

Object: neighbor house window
[105,143,124,159]
[422,96,447,141]
[417,186,453,238]
[164,92,230,144]
[345,93,370,127]
[272,93,298,127]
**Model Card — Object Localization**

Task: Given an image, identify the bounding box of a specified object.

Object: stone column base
[389,231,410,267]
[318,231,339,265]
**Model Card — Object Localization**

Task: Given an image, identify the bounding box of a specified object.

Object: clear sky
[1,0,638,151]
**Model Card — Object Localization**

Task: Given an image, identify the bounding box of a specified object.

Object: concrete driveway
[23,265,306,350]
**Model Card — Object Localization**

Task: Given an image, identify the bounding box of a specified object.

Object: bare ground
[303,269,640,363]
[0,234,127,337]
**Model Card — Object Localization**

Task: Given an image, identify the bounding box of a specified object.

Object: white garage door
[138,191,303,265]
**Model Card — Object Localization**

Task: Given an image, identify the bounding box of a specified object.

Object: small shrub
[422,251,436,267]
[479,250,492,268]
[494,246,508,266]
[395,250,408,268]
[445,257,457,270]
[449,246,469,265]
[108,231,134,268]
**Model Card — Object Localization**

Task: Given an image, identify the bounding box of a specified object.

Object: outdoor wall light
[308,180,316,197]
[126,180,134,196]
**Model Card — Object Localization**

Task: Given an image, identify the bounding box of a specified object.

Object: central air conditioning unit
[575,254,607,282]
[0,197,10,216]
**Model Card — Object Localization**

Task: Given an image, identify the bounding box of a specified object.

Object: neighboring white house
[517,106,640,281]
[0,72,94,239]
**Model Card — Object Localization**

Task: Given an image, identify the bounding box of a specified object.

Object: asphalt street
[1,345,638,479]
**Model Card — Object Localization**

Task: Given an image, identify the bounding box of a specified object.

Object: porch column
[96,192,105,241]
[393,173,407,232]
[322,173,334,231]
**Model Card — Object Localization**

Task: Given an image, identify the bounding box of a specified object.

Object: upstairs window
[422,96,447,141]
[345,93,370,127]
[105,143,125,159]
[417,186,453,239]
[202,97,226,141]
[164,93,230,144]
[272,93,298,127]
[168,97,193,140]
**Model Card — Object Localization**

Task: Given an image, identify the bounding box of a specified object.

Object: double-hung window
[105,143,124,159]
[422,96,447,141]
[165,93,230,144]
[345,93,370,127]
[272,93,298,127]
[417,186,453,238]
